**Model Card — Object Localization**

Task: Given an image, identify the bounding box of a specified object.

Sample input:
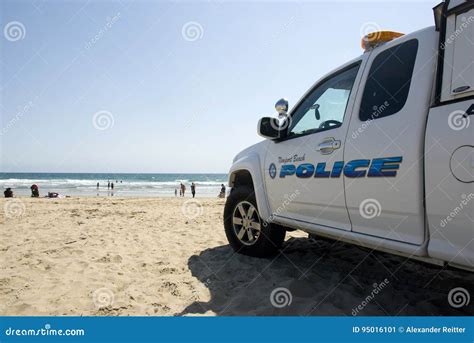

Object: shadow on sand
[179,236,473,316]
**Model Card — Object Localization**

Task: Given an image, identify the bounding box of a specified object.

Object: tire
[224,186,286,257]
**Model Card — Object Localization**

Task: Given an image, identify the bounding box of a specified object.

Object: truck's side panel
[426,1,474,270]
[425,100,473,269]
[262,58,368,231]
[343,28,438,245]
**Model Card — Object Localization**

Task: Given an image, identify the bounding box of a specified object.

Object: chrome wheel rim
[232,201,261,246]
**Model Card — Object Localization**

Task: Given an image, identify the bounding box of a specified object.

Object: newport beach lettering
[278,154,305,164]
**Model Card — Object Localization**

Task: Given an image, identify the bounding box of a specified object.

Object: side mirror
[257,117,284,140]
[275,98,289,117]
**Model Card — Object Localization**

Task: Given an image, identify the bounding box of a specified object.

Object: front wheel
[224,187,285,257]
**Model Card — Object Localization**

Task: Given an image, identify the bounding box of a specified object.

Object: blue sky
[1,0,437,173]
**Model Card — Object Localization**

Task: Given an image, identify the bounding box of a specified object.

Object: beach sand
[1,197,472,316]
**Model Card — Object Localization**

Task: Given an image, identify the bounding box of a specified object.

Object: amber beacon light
[361,31,405,51]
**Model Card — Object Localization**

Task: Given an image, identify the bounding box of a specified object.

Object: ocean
[0,173,228,197]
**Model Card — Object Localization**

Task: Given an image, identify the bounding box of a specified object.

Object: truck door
[426,1,474,269]
[263,59,366,231]
[344,29,437,245]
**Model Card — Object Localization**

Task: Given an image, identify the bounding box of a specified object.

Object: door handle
[316,137,341,155]
[453,85,471,93]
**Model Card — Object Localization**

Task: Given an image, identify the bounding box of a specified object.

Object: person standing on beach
[111,182,114,190]
[191,182,196,198]
[96,182,99,190]
[107,180,110,190]
[175,188,178,197]
[180,183,186,197]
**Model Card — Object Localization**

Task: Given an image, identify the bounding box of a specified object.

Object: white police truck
[224,0,473,271]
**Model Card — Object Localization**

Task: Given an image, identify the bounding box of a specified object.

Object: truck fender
[228,153,272,221]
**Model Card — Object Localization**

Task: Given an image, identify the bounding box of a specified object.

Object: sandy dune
[0,197,472,316]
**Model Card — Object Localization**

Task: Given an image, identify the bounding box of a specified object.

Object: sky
[1,0,438,173]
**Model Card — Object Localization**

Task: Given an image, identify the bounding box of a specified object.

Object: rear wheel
[224,187,285,257]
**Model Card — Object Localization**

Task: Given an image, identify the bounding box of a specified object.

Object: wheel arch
[229,169,254,189]
[228,154,271,221]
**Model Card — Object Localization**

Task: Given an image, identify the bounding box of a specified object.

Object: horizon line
[0,171,228,175]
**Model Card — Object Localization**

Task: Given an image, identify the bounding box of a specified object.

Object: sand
[0,196,472,316]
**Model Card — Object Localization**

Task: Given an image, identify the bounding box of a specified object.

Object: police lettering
[278,157,402,179]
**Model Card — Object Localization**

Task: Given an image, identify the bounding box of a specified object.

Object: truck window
[359,39,418,121]
[287,63,360,137]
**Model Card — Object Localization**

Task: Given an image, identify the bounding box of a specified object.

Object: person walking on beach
[96,182,99,190]
[180,183,186,197]
[191,182,196,198]
[107,180,110,190]
[111,182,114,190]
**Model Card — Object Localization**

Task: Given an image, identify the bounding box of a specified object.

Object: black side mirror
[257,117,285,140]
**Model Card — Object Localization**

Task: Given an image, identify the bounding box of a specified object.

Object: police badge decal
[269,163,277,179]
